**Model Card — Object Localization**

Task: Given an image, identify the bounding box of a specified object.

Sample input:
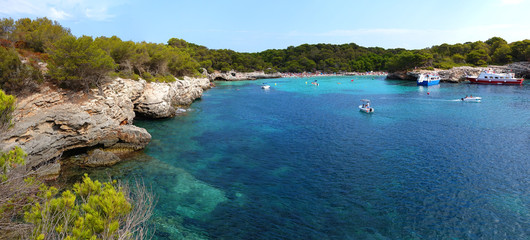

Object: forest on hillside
[1,17,529,94]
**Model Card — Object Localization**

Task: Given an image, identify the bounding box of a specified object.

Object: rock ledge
[0,77,211,179]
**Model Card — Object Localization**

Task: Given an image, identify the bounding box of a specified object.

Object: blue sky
[1,0,529,52]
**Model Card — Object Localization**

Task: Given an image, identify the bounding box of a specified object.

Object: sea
[82,76,530,239]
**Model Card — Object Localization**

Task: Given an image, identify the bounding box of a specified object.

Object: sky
[0,0,529,52]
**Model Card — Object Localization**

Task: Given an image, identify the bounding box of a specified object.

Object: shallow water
[87,76,529,239]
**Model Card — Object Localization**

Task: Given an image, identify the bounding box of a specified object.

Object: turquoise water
[88,76,529,239]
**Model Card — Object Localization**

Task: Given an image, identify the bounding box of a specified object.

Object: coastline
[0,76,211,180]
[1,63,527,181]
[386,62,530,82]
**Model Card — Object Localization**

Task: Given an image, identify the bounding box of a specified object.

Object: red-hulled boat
[466,69,524,85]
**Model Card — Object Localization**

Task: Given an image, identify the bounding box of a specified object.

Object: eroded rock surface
[0,77,211,179]
[208,70,281,81]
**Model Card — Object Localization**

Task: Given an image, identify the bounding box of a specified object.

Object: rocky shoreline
[386,62,530,82]
[208,70,282,81]
[2,64,527,180]
[0,77,211,180]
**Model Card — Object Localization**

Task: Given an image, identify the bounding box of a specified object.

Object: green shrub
[25,174,155,240]
[118,71,140,81]
[0,89,16,131]
[0,146,26,182]
[0,147,41,239]
[47,35,117,92]
[141,72,153,82]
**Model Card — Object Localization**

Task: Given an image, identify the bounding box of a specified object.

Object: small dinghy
[359,99,374,113]
[461,96,481,102]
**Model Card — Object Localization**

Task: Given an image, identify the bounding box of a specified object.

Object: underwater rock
[83,149,121,167]
[168,168,228,219]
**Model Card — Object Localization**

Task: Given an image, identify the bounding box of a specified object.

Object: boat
[417,73,441,86]
[461,96,482,102]
[261,84,270,89]
[359,99,374,113]
[466,69,524,85]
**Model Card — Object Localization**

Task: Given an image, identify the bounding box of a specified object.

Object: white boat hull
[461,97,481,102]
[359,105,374,113]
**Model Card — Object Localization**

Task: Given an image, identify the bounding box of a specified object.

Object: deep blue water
[89,76,529,239]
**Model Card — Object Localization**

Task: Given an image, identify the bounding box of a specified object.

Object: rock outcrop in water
[135,77,211,118]
[495,62,530,78]
[0,77,211,180]
[387,62,529,82]
[208,70,282,81]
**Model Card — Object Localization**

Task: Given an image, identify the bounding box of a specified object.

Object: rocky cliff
[387,62,529,82]
[209,70,282,81]
[0,77,211,180]
[135,77,211,118]
[494,62,530,78]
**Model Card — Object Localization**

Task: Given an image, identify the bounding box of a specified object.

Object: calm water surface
[88,76,529,239]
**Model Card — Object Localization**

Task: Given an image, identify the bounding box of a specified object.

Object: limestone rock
[208,70,282,81]
[387,62,529,83]
[0,79,151,174]
[438,67,482,82]
[134,77,211,118]
[386,71,416,80]
[493,62,530,78]
[0,75,211,176]
[83,149,121,167]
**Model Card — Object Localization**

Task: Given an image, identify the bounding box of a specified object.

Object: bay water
[85,76,529,239]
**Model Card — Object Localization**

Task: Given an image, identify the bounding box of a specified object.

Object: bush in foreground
[25,174,155,240]
[0,146,156,240]
[0,89,16,131]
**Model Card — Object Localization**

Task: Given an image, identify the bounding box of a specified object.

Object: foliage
[47,35,117,92]
[25,174,155,240]
[0,147,41,239]
[0,46,43,94]
[0,18,15,41]
[9,17,71,52]
[466,49,490,66]
[509,40,530,62]
[2,17,530,89]
[0,146,26,182]
[0,145,155,239]
[0,89,16,131]
[0,46,21,87]
[386,50,433,71]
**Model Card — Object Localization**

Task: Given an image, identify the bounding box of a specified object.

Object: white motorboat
[466,69,524,85]
[359,99,374,113]
[461,96,481,102]
[261,84,270,89]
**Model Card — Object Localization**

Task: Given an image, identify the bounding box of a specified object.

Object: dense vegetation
[0,89,16,131]
[0,17,529,94]
[0,147,155,239]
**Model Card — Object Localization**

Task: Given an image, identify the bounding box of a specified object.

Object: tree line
[1,17,529,95]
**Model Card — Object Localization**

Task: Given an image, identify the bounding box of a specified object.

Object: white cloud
[0,0,121,21]
[50,7,71,20]
[85,7,113,21]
